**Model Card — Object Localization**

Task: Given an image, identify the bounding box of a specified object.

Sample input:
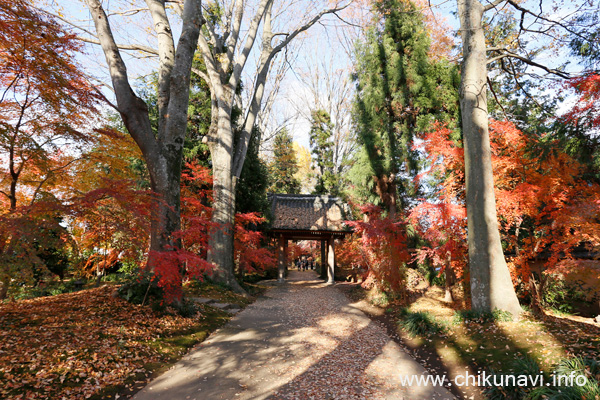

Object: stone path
[133,270,455,400]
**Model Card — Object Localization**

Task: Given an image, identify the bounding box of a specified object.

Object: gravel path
[133,270,454,400]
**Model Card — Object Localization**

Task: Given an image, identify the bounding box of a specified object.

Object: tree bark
[198,1,349,292]
[206,104,246,293]
[0,275,9,300]
[444,252,455,303]
[374,174,397,219]
[457,0,522,316]
[85,0,203,272]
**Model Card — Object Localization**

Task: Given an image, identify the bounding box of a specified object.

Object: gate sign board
[267,194,352,283]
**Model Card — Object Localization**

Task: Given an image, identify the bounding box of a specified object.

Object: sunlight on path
[133,270,454,400]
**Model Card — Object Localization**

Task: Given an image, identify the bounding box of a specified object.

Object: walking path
[133,270,454,400]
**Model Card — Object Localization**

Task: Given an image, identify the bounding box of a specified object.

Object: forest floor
[3,272,597,399]
[0,280,261,400]
[341,278,600,400]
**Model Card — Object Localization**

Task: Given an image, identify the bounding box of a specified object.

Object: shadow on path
[133,270,454,400]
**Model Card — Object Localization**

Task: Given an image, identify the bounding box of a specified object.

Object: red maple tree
[346,204,411,295]
[0,0,100,298]
[411,119,600,302]
[147,161,275,303]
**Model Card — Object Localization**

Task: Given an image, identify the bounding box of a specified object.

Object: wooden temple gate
[268,194,352,284]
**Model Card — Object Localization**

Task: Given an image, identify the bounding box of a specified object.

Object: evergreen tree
[134,65,269,211]
[236,126,270,214]
[309,109,338,195]
[185,56,212,166]
[568,8,600,71]
[350,0,459,215]
[269,129,301,194]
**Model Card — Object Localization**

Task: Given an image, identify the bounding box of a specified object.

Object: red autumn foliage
[488,121,600,283]
[0,0,99,211]
[82,248,121,276]
[409,202,467,280]
[0,176,153,298]
[145,162,215,302]
[345,204,411,293]
[234,212,276,274]
[409,123,468,280]
[0,0,108,297]
[563,73,600,128]
[412,120,600,287]
[71,179,153,265]
[337,234,366,271]
[287,242,310,263]
[146,161,275,302]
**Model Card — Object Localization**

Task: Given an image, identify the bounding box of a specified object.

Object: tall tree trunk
[0,274,9,300]
[85,0,204,298]
[197,0,350,294]
[457,0,522,316]
[374,174,397,218]
[146,150,183,257]
[444,252,455,303]
[207,105,245,293]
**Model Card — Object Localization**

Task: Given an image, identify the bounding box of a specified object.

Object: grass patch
[484,355,600,400]
[355,282,600,396]
[398,310,447,336]
[452,308,514,324]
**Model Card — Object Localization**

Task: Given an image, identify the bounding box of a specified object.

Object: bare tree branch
[506,0,589,41]
[487,76,510,120]
[191,67,210,84]
[483,0,505,12]
[145,0,177,134]
[92,86,119,111]
[486,48,571,78]
[39,9,159,55]
[230,0,272,89]
[84,0,158,158]
[78,36,159,55]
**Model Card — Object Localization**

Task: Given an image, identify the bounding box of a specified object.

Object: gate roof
[268,194,352,237]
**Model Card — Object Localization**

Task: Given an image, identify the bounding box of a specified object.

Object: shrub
[242,269,277,283]
[484,356,546,400]
[549,356,600,399]
[13,286,49,300]
[369,289,392,306]
[484,356,600,400]
[346,204,411,295]
[452,308,513,324]
[12,278,84,299]
[117,258,141,275]
[416,262,445,287]
[398,311,446,336]
[541,275,587,314]
[174,300,200,318]
[117,271,163,305]
[47,280,77,296]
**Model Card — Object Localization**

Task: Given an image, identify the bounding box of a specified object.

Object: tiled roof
[269,194,351,232]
